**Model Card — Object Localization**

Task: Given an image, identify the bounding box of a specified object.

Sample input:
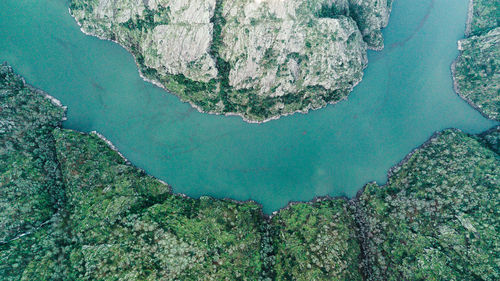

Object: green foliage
[69,0,93,14]
[348,0,393,49]
[120,6,170,31]
[0,64,71,281]
[0,64,267,280]
[477,125,500,154]
[271,200,363,280]
[315,3,348,18]
[454,0,500,120]
[0,218,66,281]
[53,129,267,280]
[468,0,499,36]
[454,27,500,120]
[0,63,65,243]
[357,130,500,280]
[1,65,498,280]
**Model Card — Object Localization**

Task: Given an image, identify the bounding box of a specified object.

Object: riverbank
[65,0,498,215]
[3,55,499,279]
[19,59,491,223]
[69,8,370,124]
[67,0,391,124]
[450,0,480,118]
[451,0,500,121]
[451,59,493,121]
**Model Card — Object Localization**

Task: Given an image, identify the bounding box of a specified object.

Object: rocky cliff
[69,0,392,122]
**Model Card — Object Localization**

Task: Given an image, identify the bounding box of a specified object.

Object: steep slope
[69,0,392,122]
[0,64,70,280]
[54,129,267,280]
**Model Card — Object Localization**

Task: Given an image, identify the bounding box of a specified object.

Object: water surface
[0,0,496,212]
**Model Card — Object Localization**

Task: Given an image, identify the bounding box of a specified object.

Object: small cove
[0,0,496,213]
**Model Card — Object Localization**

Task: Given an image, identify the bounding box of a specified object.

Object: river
[0,0,496,212]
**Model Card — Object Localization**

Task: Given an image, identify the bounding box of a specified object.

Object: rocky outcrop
[220,1,367,97]
[70,0,392,122]
[348,0,392,49]
[71,0,218,82]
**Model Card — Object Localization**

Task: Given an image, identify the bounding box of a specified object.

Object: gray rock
[70,0,392,121]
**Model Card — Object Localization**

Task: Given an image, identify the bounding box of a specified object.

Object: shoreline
[90,131,131,164]
[450,0,497,121]
[69,8,372,124]
[87,124,478,220]
[32,15,493,217]
[70,118,466,219]
[50,13,365,217]
[32,86,68,121]
[66,7,469,218]
[450,59,494,121]
[63,4,494,217]
[23,79,69,122]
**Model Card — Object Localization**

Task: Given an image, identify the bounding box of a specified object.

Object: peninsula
[69,0,392,122]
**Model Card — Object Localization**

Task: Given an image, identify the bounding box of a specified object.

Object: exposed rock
[70,0,392,121]
[348,0,393,49]
[220,0,367,97]
[144,23,218,82]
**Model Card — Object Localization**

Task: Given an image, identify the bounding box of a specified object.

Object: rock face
[453,0,500,121]
[348,0,393,49]
[70,0,392,122]
[143,0,218,82]
[219,1,366,96]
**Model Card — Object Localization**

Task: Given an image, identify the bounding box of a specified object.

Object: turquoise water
[1,0,496,212]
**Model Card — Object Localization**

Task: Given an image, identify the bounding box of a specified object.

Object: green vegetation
[56,128,265,280]
[315,3,349,19]
[1,64,268,280]
[0,64,65,243]
[477,125,500,154]
[348,0,393,49]
[468,0,499,36]
[1,64,499,279]
[0,64,70,280]
[356,130,499,280]
[271,200,363,280]
[453,0,499,120]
